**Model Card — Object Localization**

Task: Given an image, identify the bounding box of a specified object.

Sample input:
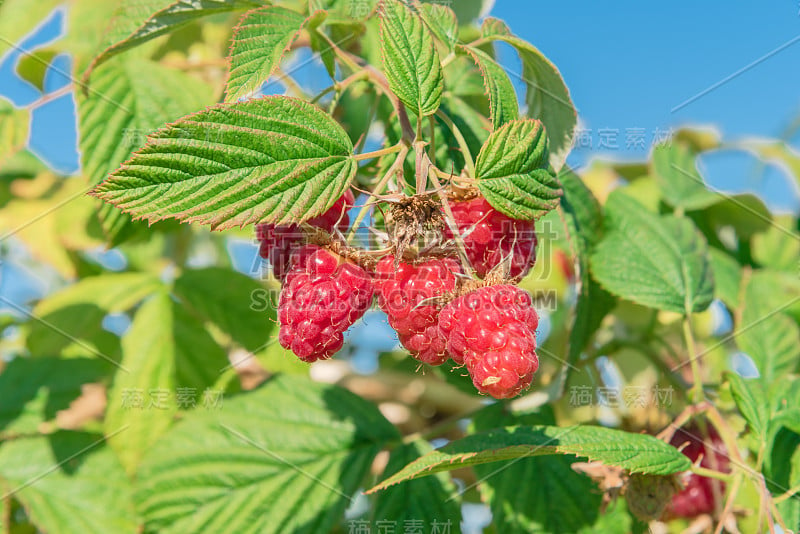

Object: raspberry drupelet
[438,284,539,398]
[375,255,461,366]
[278,245,373,362]
[446,196,537,279]
[665,422,730,519]
[257,191,355,280]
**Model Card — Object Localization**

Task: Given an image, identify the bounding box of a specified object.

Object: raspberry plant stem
[361,65,415,142]
[353,143,404,161]
[435,110,475,177]
[347,146,409,244]
[428,115,436,162]
[414,140,429,194]
[274,68,305,98]
[310,71,368,105]
[314,27,362,73]
[427,163,475,277]
[682,316,704,402]
[713,473,744,534]
[690,465,734,483]
[316,32,416,143]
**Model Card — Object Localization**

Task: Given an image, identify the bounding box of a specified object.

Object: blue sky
[492,0,800,211]
[493,1,800,146]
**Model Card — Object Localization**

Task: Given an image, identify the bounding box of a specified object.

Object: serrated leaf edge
[223,6,322,102]
[88,95,356,230]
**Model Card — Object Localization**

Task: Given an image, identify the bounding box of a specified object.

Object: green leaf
[78,58,212,244]
[437,94,489,172]
[27,273,162,360]
[476,119,561,220]
[224,6,309,102]
[371,440,461,527]
[134,375,398,533]
[726,372,768,442]
[310,0,377,20]
[651,142,719,210]
[559,169,615,380]
[447,0,492,23]
[752,217,800,273]
[736,272,800,387]
[0,97,28,166]
[766,428,800,531]
[0,357,110,437]
[379,0,443,116]
[15,49,58,92]
[91,96,358,229]
[590,191,714,314]
[472,405,605,534]
[462,45,519,129]
[78,59,212,173]
[105,291,229,475]
[83,0,263,80]
[0,432,137,533]
[444,55,490,105]
[487,35,576,171]
[418,2,458,53]
[708,248,741,309]
[481,17,511,38]
[253,338,309,375]
[703,193,772,240]
[173,267,272,352]
[368,424,691,492]
[772,376,800,425]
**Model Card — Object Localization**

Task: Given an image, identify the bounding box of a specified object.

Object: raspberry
[625,473,680,522]
[278,245,374,362]
[438,284,539,398]
[257,191,355,280]
[375,255,461,365]
[664,422,730,519]
[446,196,537,279]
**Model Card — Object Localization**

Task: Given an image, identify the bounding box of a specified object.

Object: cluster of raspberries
[256,192,540,399]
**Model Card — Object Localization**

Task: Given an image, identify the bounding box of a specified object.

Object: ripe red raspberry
[446,196,537,279]
[375,255,461,365]
[257,191,355,280]
[665,422,730,519]
[278,245,374,362]
[438,284,539,398]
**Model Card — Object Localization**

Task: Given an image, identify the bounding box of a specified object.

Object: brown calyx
[446,183,480,203]
[303,226,378,271]
[386,194,445,262]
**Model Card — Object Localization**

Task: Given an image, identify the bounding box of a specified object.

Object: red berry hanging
[257,191,355,280]
[664,422,730,519]
[438,284,539,399]
[446,196,538,279]
[278,245,374,362]
[375,255,461,366]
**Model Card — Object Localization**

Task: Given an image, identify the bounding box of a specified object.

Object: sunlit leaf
[476,119,561,219]
[224,6,309,102]
[591,191,714,314]
[91,96,358,229]
[379,0,443,116]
